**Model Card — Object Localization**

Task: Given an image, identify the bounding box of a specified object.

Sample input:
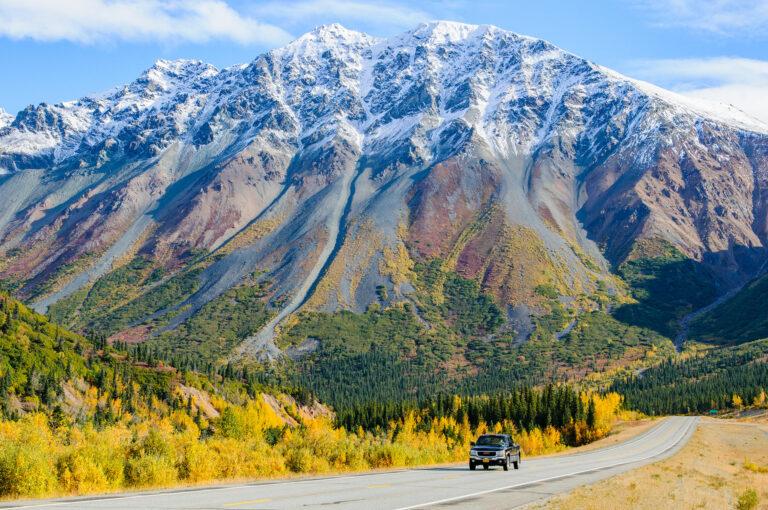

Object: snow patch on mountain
[598,66,768,135]
[2,21,767,175]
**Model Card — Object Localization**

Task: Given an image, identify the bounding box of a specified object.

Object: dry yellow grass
[705,409,768,425]
[526,418,768,510]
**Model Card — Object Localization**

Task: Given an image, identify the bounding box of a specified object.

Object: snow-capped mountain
[1,21,767,358]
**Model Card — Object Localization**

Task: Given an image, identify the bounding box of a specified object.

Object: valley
[1,23,767,380]
[0,19,767,506]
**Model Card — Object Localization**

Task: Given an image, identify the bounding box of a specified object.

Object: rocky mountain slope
[1,21,768,362]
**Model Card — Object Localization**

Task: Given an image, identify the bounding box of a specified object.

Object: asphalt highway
[2,416,698,510]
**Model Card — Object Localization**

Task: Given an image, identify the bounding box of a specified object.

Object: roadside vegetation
[1,234,766,502]
[0,290,632,500]
[0,390,628,500]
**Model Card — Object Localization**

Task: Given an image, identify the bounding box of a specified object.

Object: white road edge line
[2,466,440,509]
[392,417,697,510]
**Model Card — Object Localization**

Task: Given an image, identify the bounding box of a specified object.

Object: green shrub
[737,488,758,510]
[534,283,558,299]
[141,429,171,458]
[218,407,245,440]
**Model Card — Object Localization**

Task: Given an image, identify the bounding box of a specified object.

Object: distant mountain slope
[0,287,301,423]
[1,21,768,362]
[689,268,768,345]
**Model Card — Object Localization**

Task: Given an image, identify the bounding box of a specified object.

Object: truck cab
[469,433,521,471]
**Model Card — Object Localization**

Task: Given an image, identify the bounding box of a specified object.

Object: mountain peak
[274,23,377,61]
[310,23,359,38]
[405,20,518,45]
[2,20,768,366]
[298,23,372,45]
[413,20,482,38]
[125,58,220,97]
[143,58,217,80]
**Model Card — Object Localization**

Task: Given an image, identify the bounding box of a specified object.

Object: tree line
[609,341,768,415]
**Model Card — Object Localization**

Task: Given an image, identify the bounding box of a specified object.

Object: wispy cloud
[258,0,431,28]
[629,57,768,88]
[627,57,768,123]
[628,0,768,36]
[0,0,294,45]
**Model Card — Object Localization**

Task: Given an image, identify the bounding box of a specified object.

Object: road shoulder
[524,418,768,509]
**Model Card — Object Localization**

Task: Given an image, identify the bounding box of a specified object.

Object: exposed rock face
[1,22,767,356]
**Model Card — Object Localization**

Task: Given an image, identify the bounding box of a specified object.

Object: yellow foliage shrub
[179,442,220,482]
[57,453,109,494]
[0,390,628,499]
[124,455,176,488]
[0,414,58,497]
[0,443,57,497]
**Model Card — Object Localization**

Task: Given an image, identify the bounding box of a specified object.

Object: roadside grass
[526,419,768,509]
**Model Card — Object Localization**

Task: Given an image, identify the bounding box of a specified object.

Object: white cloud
[629,0,768,36]
[257,0,431,29]
[684,85,768,126]
[629,57,768,88]
[627,57,768,123]
[0,0,294,45]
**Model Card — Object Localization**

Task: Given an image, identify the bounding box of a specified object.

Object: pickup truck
[469,433,521,471]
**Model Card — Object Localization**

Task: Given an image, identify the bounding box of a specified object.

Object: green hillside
[689,271,768,345]
[0,287,290,424]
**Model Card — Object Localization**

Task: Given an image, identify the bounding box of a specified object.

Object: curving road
[2,417,698,510]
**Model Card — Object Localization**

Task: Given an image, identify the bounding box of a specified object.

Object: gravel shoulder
[525,415,768,509]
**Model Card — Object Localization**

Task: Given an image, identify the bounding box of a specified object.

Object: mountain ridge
[1,21,767,362]
[3,22,767,172]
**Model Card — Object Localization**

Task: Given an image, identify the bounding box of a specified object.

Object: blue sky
[1,0,767,121]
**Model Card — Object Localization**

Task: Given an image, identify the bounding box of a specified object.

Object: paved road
[2,416,698,510]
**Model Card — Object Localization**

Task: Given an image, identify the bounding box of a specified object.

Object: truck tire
[513,455,520,470]
[483,464,489,470]
[469,461,476,470]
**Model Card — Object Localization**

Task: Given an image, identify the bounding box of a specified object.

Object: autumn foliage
[0,289,628,500]
[0,390,626,499]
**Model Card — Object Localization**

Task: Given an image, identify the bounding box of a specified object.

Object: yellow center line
[367,484,391,489]
[223,499,271,507]
[443,475,461,479]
